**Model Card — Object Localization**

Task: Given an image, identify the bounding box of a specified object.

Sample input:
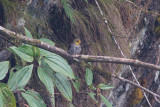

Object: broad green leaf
[53,73,72,101]
[24,27,33,38]
[9,46,33,62]
[26,90,46,106]
[40,59,54,75]
[87,92,98,103]
[44,54,75,79]
[8,71,15,83]
[38,38,55,57]
[85,67,93,86]
[97,84,114,90]
[11,65,23,72]
[17,45,34,56]
[38,67,55,105]
[32,46,40,59]
[72,80,80,92]
[0,83,16,107]
[22,90,46,107]
[100,95,112,107]
[8,65,33,91]
[39,38,55,45]
[0,61,9,80]
[39,48,51,56]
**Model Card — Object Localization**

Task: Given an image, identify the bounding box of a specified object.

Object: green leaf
[97,84,114,90]
[85,67,93,86]
[40,59,54,74]
[32,46,40,59]
[53,73,72,101]
[87,92,98,103]
[17,45,34,56]
[9,46,33,62]
[24,27,33,38]
[11,65,23,72]
[39,38,55,45]
[72,80,80,92]
[39,49,50,57]
[8,65,33,91]
[0,83,16,107]
[38,67,55,106]
[0,61,9,80]
[100,95,112,107]
[22,90,46,107]
[44,53,75,79]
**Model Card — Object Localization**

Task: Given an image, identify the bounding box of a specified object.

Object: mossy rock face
[128,87,143,107]
[127,78,147,107]
[0,0,131,107]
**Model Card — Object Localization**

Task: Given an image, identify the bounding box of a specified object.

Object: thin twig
[125,0,160,16]
[112,74,160,99]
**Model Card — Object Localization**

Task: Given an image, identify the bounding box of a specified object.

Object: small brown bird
[68,39,81,55]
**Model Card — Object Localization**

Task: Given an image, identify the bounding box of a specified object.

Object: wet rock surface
[108,0,160,107]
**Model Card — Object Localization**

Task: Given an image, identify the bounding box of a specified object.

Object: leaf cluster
[0,28,113,107]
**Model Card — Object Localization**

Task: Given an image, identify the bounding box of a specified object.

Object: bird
[68,39,81,55]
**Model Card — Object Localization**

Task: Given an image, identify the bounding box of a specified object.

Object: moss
[128,78,147,106]
[129,87,143,106]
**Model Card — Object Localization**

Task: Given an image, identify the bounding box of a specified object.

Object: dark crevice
[0,2,5,26]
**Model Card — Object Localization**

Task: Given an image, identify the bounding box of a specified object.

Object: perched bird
[68,39,81,55]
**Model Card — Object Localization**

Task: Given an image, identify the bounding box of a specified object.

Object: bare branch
[0,35,18,47]
[125,0,160,16]
[0,26,160,103]
[112,74,160,99]
[1,25,160,71]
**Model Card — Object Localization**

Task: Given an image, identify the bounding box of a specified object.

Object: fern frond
[61,0,75,24]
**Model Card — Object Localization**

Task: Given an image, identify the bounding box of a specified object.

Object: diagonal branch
[1,25,160,71]
[112,74,160,99]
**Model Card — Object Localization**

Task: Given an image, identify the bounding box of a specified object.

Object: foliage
[97,83,114,90]
[0,61,9,80]
[61,0,75,24]
[87,92,98,103]
[7,64,33,91]
[0,28,113,106]
[85,66,93,86]
[85,64,113,107]
[0,83,16,107]
[22,90,46,107]
[53,73,72,101]
[100,94,112,107]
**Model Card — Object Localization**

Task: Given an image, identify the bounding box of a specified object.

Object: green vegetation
[0,28,114,107]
